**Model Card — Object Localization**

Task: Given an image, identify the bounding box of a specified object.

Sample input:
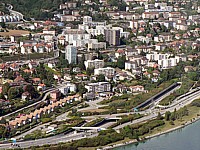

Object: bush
[41,118,52,123]
[191,99,200,107]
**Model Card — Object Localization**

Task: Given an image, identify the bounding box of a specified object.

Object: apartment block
[105,29,120,46]
[85,82,111,93]
[84,59,104,69]
[94,67,115,76]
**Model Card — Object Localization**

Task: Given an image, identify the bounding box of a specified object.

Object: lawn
[0,29,29,36]
[44,64,60,75]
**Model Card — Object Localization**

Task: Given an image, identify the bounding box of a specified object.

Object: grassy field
[44,64,60,75]
[0,30,29,36]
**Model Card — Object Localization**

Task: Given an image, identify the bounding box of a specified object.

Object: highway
[0,132,97,149]
[1,86,200,149]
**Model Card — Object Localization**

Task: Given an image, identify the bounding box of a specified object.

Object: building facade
[65,45,77,64]
[105,29,120,46]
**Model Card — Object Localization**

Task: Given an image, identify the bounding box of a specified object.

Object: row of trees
[164,107,189,122]
[2,83,39,100]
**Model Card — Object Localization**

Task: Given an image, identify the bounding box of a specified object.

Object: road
[2,83,65,118]
[13,122,50,140]
[78,97,108,112]
[2,88,56,118]
[114,89,200,130]
[1,87,200,148]
[0,132,97,149]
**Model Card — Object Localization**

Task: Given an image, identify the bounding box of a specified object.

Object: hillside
[1,0,65,20]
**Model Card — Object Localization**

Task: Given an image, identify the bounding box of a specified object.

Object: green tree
[117,56,126,69]
[0,125,6,138]
[2,83,10,95]
[0,117,6,124]
[86,68,94,76]
[96,34,105,42]
[187,72,199,81]
[96,74,106,82]
[8,87,23,100]
[156,112,163,120]
[24,85,39,98]
[77,84,87,97]
[78,56,86,70]
[0,22,6,28]
[165,111,171,121]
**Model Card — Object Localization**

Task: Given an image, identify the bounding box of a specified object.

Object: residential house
[125,61,137,70]
[32,78,41,85]
[33,43,45,53]
[37,83,46,91]
[115,49,125,58]
[59,83,76,95]
[129,85,145,93]
[50,90,61,102]
[21,44,33,54]
[10,34,23,42]
[28,61,38,69]
[85,82,111,93]
[22,92,31,101]
[184,66,195,72]
[10,63,19,71]
[142,12,159,19]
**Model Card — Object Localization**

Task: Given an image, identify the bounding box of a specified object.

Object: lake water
[114,120,200,150]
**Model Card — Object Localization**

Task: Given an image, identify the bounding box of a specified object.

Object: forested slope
[1,0,66,20]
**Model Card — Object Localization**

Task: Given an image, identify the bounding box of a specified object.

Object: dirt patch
[0,30,29,37]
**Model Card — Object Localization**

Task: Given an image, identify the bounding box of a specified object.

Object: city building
[94,67,115,76]
[85,82,111,93]
[105,29,120,46]
[84,59,104,69]
[65,45,77,64]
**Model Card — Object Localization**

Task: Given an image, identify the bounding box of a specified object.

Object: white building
[59,83,76,95]
[84,59,104,69]
[94,67,115,76]
[158,56,181,69]
[146,52,171,61]
[125,61,138,70]
[65,45,77,64]
[83,16,106,26]
[63,29,90,47]
[87,39,106,51]
[85,82,111,93]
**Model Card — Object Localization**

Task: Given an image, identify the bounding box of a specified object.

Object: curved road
[2,88,56,118]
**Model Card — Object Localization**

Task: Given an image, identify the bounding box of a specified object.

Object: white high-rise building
[65,45,77,64]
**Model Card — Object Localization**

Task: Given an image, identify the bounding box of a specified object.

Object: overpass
[105,117,122,120]
[134,82,181,110]
[72,127,107,131]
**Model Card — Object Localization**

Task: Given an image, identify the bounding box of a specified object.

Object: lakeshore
[98,107,200,150]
